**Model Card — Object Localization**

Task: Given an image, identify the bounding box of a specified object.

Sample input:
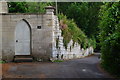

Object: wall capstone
[45,6,55,15]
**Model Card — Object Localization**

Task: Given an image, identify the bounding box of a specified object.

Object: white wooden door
[15,20,30,55]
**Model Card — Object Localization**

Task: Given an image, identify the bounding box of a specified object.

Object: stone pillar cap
[45,6,55,10]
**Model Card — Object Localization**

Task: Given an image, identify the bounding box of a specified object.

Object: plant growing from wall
[58,13,96,50]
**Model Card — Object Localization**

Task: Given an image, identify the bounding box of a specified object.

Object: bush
[0,60,6,64]
[58,13,96,49]
[99,2,120,76]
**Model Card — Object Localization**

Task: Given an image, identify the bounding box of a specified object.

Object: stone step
[14,55,33,62]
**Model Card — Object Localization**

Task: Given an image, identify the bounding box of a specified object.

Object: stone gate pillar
[0,1,8,13]
[42,6,55,60]
[0,1,8,61]
[45,6,55,15]
[0,1,8,79]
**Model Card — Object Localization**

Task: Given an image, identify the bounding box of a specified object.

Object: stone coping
[45,6,55,9]
[0,13,46,15]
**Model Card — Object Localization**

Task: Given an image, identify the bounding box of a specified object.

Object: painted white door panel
[15,20,30,55]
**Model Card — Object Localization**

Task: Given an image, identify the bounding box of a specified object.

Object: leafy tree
[8,2,27,13]
[26,2,53,13]
[99,2,120,76]
[8,2,53,13]
[58,2,102,38]
[57,2,103,51]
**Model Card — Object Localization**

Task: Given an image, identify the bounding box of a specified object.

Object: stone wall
[0,2,8,13]
[0,2,94,62]
[1,11,55,61]
[52,16,94,60]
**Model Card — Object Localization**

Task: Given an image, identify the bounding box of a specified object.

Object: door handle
[16,40,18,42]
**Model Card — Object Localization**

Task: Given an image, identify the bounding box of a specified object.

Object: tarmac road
[2,53,111,79]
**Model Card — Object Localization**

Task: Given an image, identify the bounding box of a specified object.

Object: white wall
[52,16,94,60]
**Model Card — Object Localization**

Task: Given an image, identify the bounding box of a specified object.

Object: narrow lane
[2,53,111,78]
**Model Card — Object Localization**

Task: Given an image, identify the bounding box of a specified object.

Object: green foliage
[58,2,102,38]
[8,2,53,13]
[57,2,103,51]
[8,2,27,13]
[58,14,96,49]
[0,60,6,64]
[26,2,53,13]
[99,2,120,76]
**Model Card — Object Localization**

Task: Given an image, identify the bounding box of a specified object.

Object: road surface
[2,53,111,78]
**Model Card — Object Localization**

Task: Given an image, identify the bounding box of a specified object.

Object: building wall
[1,13,94,62]
[1,12,54,61]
